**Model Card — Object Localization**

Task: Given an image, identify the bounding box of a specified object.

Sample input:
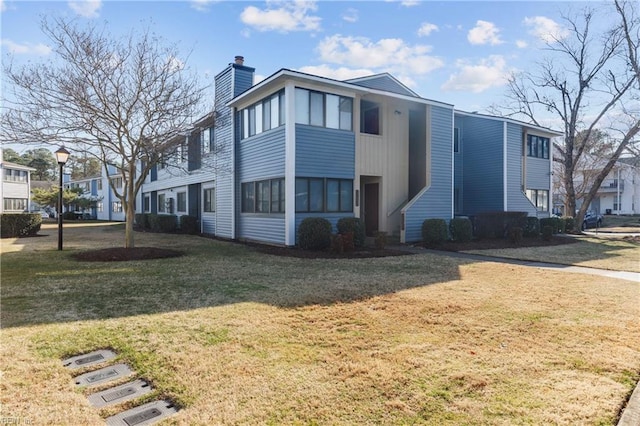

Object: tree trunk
[125,202,135,248]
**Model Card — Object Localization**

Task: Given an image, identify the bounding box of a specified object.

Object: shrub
[563,216,575,233]
[180,215,199,235]
[156,215,177,233]
[422,218,448,246]
[449,217,473,242]
[523,217,540,238]
[298,217,332,250]
[374,231,387,250]
[542,225,553,241]
[509,226,523,244]
[135,213,149,230]
[539,217,563,234]
[147,214,160,232]
[473,211,528,239]
[63,211,77,220]
[336,217,366,248]
[555,217,566,234]
[0,214,41,238]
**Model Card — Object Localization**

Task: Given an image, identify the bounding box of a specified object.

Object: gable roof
[345,73,420,98]
[454,110,563,137]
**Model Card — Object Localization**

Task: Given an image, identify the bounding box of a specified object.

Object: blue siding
[526,156,550,189]
[202,213,216,234]
[348,75,416,97]
[295,124,355,178]
[506,123,537,216]
[239,216,286,245]
[458,115,503,215]
[232,64,254,96]
[403,105,453,242]
[238,127,286,181]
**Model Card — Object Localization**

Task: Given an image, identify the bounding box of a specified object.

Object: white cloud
[442,55,511,93]
[1,0,6,12]
[240,0,321,33]
[317,34,444,75]
[190,0,217,12]
[417,22,439,37]
[1,39,51,55]
[68,0,102,18]
[515,40,528,48]
[467,20,503,45]
[400,1,419,7]
[523,16,569,43]
[298,64,373,81]
[342,8,358,23]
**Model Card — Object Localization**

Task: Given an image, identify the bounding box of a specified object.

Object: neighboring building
[1,150,36,214]
[64,165,125,221]
[135,57,561,246]
[554,156,640,216]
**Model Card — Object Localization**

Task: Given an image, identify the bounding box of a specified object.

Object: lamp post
[55,147,70,251]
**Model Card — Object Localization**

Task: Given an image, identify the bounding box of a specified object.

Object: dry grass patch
[464,235,640,272]
[1,223,639,424]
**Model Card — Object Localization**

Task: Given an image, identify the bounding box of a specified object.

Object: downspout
[451,108,455,218]
[617,167,621,215]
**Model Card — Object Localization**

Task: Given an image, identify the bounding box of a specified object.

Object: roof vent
[234,56,244,65]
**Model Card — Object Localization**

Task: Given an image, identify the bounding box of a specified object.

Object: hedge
[422,218,448,245]
[449,217,473,242]
[180,215,199,235]
[336,217,366,248]
[473,211,528,239]
[1,213,41,238]
[523,217,540,238]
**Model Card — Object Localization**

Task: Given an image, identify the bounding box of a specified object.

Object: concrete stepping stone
[74,363,133,387]
[62,349,117,370]
[87,379,152,408]
[105,400,178,426]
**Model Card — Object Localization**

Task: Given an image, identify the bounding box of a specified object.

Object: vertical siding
[506,123,537,215]
[403,105,453,242]
[459,115,503,215]
[295,125,355,178]
[237,126,286,244]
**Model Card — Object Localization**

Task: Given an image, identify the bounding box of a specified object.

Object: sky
[0,0,620,137]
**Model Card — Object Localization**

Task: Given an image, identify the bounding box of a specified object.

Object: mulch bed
[430,235,579,252]
[72,247,184,262]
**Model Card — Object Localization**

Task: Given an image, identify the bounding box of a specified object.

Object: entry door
[364,183,379,236]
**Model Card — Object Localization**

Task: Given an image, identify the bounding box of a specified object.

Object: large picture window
[242,178,285,214]
[295,88,353,131]
[295,178,353,213]
[241,91,285,140]
[527,135,549,159]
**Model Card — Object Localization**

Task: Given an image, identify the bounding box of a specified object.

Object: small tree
[31,185,82,211]
[1,18,206,248]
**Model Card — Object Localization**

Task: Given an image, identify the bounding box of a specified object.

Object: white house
[0,150,36,214]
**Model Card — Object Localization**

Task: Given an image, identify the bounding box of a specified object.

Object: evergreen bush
[180,215,199,235]
[449,217,473,242]
[523,217,540,238]
[0,213,41,238]
[298,217,332,250]
[336,217,366,248]
[422,218,448,246]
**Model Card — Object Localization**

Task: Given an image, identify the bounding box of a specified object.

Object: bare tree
[496,2,638,229]
[1,18,206,247]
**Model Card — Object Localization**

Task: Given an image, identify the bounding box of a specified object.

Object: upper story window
[97,180,103,190]
[527,135,549,159]
[202,127,214,153]
[361,100,380,135]
[295,88,353,131]
[110,176,123,189]
[241,90,285,140]
[3,169,27,182]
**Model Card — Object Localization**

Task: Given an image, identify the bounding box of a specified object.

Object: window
[527,135,549,159]
[614,195,622,211]
[361,100,380,135]
[526,189,549,212]
[97,202,104,212]
[3,169,27,182]
[158,194,166,213]
[177,192,187,213]
[295,88,353,131]
[97,180,103,190]
[454,128,460,153]
[3,198,27,211]
[110,177,123,189]
[296,178,353,213]
[203,188,215,212]
[241,91,285,140]
[241,178,285,213]
[112,201,123,213]
[143,196,150,212]
[202,128,212,153]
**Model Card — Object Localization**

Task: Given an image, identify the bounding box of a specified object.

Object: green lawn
[1,223,639,425]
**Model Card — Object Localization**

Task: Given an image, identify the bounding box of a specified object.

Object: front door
[364,183,379,236]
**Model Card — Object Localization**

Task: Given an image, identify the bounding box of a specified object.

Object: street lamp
[55,147,70,251]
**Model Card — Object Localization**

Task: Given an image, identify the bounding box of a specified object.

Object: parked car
[582,211,603,230]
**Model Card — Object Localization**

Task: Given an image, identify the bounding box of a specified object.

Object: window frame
[361,100,381,135]
[176,191,187,213]
[527,135,549,159]
[295,177,353,213]
[296,88,353,131]
[241,178,285,214]
[526,188,549,212]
